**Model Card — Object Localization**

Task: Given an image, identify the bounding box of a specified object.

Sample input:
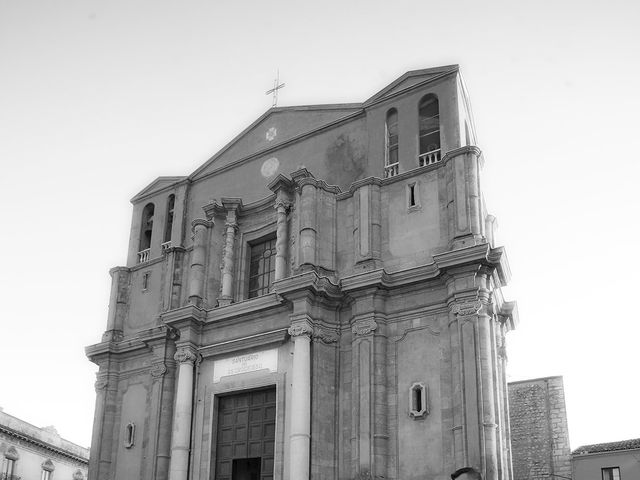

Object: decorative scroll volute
[313,327,340,344]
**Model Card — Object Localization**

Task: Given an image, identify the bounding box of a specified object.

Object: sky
[1,0,639,450]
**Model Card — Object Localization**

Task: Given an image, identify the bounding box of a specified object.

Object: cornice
[199,328,288,358]
[207,294,287,323]
[0,425,89,465]
[130,176,190,204]
[86,325,178,361]
[160,304,207,327]
[273,271,342,301]
[441,145,483,165]
[203,194,277,221]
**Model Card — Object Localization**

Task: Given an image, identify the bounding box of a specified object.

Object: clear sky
[1,0,638,450]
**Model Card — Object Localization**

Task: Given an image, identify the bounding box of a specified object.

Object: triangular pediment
[190,104,362,180]
[131,176,186,203]
[364,65,459,105]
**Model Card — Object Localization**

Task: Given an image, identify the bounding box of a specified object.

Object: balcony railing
[137,248,150,264]
[384,162,399,178]
[0,474,22,480]
[418,149,441,167]
[161,241,172,252]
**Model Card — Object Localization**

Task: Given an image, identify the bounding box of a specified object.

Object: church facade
[86,65,518,480]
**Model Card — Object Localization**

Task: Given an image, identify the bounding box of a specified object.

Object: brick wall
[508,376,571,480]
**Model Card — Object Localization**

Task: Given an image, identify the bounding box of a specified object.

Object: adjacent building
[572,438,640,480]
[86,65,519,480]
[508,376,572,480]
[0,408,89,480]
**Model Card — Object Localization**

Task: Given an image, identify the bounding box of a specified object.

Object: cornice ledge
[291,168,341,194]
[441,145,483,165]
[207,293,286,322]
[341,262,441,292]
[497,301,519,332]
[160,304,207,326]
[488,245,512,285]
[433,243,492,270]
[199,328,289,358]
[273,271,342,300]
[85,335,150,359]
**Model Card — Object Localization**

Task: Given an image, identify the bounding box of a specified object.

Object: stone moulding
[451,300,482,317]
[351,318,378,336]
[199,329,288,358]
[312,327,340,344]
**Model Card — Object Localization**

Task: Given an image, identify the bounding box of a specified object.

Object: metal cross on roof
[266,70,285,107]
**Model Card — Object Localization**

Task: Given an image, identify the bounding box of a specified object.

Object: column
[288,320,313,480]
[268,174,294,281]
[188,219,211,306]
[274,199,291,281]
[219,201,240,306]
[168,345,198,480]
[299,182,317,268]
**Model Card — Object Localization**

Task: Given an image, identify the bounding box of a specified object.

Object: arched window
[384,108,399,178]
[41,459,55,480]
[163,194,175,249]
[4,446,19,477]
[138,203,155,263]
[418,94,441,166]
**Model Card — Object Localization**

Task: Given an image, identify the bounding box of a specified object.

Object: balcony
[161,241,172,252]
[1,474,22,480]
[137,248,150,264]
[384,162,399,178]
[418,149,441,167]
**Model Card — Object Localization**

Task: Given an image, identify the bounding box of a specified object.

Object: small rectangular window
[248,236,277,299]
[602,467,621,480]
[142,272,150,291]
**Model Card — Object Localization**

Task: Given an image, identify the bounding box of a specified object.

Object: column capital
[174,346,199,365]
[191,218,213,231]
[275,199,293,212]
[288,318,314,338]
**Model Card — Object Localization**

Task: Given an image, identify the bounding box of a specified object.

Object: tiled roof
[573,438,640,455]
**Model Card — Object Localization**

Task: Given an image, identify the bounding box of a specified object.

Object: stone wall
[508,376,571,480]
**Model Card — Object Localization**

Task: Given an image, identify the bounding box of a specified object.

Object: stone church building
[86,65,518,480]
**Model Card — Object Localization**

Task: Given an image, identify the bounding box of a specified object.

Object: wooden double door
[215,387,276,480]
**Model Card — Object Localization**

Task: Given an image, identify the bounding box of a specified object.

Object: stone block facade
[87,65,519,480]
[508,376,571,480]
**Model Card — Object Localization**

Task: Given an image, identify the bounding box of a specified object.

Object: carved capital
[313,327,339,344]
[352,318,378,336]
[192,218,213,232]
[174,347,198,365]
[224,221,238,232]
[150,362,168,378]
[451,300,482,317]
[274,200,293,212]
[288,322,313,338]
[94,377,109,391]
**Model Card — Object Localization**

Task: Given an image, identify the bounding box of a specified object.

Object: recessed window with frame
[247,235,277,299]
[418,94,441,166]
[602,467,621,480]
[384,108,399,178]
